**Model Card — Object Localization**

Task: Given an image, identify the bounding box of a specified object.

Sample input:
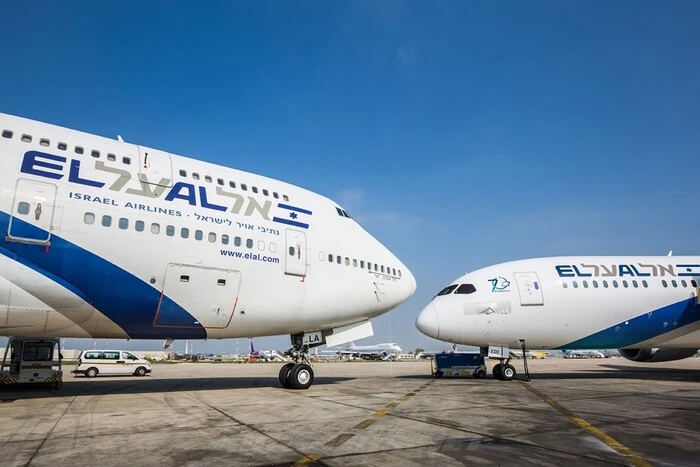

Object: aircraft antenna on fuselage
[668,250,673,256]
[117,135,124,142]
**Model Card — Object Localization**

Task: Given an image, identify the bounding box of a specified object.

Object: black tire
[435,370,444,378]
[85,367,98,378]
[134,366,147,377]
[502,364,516,381]
[475,369,486,379]
[289,363,314,390]
[278,363,295,389]
[492,363,502,380]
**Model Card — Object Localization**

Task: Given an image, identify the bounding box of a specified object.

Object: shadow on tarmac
[398,364,700,383]
[0,375,354,400]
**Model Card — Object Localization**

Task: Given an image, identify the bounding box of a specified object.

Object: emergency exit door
[137,146,173,187]
[7,179,57,244]
[285,229,307,277]
[514,272,544,306]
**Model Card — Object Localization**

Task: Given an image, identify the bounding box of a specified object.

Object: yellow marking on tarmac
[324,381,435,452]
[324,433,355,447]
[323,380,436,448]
[353,419,376,430]
[294,453,322,466]
[520,381,652,467]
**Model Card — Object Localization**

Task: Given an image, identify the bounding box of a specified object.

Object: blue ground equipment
[432,352,486,378]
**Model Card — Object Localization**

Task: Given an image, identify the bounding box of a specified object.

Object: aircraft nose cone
[415,302,439,339]
[405,268,417,297]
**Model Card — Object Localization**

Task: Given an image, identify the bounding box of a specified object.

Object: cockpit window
[436,285,458,296]
[335,207,352,218]
[455,284,477,294]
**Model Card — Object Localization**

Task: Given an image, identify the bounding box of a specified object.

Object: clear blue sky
[1,1,699,354]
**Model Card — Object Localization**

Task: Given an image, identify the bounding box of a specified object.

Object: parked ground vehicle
[432,352,487,378]
[73,350,152,377]
[0,337,63,388]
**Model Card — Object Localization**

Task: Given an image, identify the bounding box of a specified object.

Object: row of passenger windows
[319,252,402,278]
[82,208,397,275]
[2,127,290,202]
[562,279,698,289]
[81,209,396,275]
[2,129,133,165]
[82,212,276,252]
[176,168,289,202]
[434,278,699,296]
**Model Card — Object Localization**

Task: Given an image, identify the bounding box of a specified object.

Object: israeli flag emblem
[676,264,700,276]
[272,203,313,229]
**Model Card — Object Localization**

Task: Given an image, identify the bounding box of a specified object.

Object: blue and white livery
[416,256,700,380]
[0,112,416,389]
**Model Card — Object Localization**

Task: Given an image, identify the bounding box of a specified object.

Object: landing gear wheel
[134,366,147,377]
[492,363,502,380]
[502,364,516,381]
[278,362,295,389]
[435,370,444,378]
[289,363,314,390]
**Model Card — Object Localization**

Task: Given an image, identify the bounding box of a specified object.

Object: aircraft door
[7,179,57,245]
[137,146,173,187]
[154,264,241,328]
[284,229,307,277]
[514,272,544,306]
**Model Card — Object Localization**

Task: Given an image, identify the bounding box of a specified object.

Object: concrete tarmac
[0,357,699,466]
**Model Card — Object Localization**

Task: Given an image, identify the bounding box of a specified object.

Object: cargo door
[7,179,57,245]
[154,264,241,328]
[514,272,543,306]
[137,146,173,187]
[284,229,307,277]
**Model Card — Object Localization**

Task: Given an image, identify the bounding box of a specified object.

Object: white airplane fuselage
[0,113,416,341]
[416,257,700,360]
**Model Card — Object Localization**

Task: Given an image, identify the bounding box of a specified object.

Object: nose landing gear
[490,339,532,381]
[492,361,517,381]
[279,334,316,390]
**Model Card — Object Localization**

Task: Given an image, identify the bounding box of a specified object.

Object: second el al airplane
[416,256,700,380]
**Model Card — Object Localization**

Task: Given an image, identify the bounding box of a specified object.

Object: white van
[73,350,152,378]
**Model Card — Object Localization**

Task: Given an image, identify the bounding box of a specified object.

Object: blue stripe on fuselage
[558,297,700,349]
[0,210,206,339]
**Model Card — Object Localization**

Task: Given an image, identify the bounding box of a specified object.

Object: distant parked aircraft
[248,340,288,362]
[333,342,402,360]
[563,349,606,359]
